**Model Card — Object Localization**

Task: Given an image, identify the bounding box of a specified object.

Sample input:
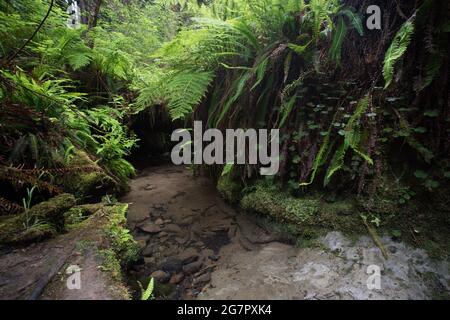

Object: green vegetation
[0,0,449,299]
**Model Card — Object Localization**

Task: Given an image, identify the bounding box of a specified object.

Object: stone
[165,224,182,233]
[159,257,183,274]
[209,254,220,262]
[155,218,164,225]
[161,247,178,258]
[138,221,162,234]
[228,225,237,239]
[141,245,154,257]
[169,273,185,284]
[183,260,203,274]
[193,273,211,285]
[201,249,214,260]
[388,246,397,254]
[150,270,170,283]
[137,239,147,250]
[177,248,199,264]
[175,236,188,244]
[144,257,156,264]
[158,231,168,238]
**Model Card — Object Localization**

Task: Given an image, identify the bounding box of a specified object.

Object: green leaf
[423,110,438,118]
[383,18,415,88]
[340,8,364,36]
[140,278,154,301]
[221,163,234,177]
[414,170,428,179]
[330,16,347,63]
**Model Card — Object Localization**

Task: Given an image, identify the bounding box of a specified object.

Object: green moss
[240,183,319,224]
[65,171,118,201]
[102,204,139,266]
[240,183,365,241]
[217,175,243,203]
[0,193,75,244]
[64,203,103,226]
[10,223,57,243]
[62,150,119,201]
[99,248,123,281]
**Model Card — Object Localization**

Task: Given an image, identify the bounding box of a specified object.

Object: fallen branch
[361,215,389,260]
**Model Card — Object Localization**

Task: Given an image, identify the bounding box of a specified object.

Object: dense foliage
[0,0,449,231]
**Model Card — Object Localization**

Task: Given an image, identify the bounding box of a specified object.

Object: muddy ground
[123,165,450,300]
[0,164,447,300]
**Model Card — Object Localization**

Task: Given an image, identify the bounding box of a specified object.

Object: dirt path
[123,165,450,300]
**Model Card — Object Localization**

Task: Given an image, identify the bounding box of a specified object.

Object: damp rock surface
[122,165,450,300]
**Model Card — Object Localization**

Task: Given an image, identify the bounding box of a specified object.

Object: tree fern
[383,17,415,88]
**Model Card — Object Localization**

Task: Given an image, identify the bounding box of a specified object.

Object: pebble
[388,246,397,254]
[177,248,199,264]
[165,224,182,233]
[169,273,185,284]
[144,257,156,264]
[150,270,170,283]
[183,260,203,274]
[141,245,154,257]
[160,257,183,274]
[139,221,162,234]
[193,273,211,285]
[155,218,164,225]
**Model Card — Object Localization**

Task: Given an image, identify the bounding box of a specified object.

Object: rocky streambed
[122,165,450,300]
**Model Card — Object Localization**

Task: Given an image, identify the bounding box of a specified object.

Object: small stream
[122,164,450,300]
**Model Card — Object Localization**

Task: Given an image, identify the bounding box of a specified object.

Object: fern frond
[383,17,415,88]
[339,8,364,36]
[330,16,347,63]
[323,95,373,186]
[0,196,24,215]
[166,71,214,120]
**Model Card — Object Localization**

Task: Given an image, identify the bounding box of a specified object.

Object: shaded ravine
[123,165,450,300]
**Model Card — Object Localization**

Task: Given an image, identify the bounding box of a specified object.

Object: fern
[139,278,154,300]
[383,17,415,88]
[339,8,364,36]
[300,134,332,186]
[330,16,347,63]
[324,95,373,186]
[165,71,214,120]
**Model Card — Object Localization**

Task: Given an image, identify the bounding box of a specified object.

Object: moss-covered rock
[0,193,76,244]
[241,184,319,224]
[240,183,365,240]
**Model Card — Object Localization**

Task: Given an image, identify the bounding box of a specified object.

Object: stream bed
[122,165,450,300]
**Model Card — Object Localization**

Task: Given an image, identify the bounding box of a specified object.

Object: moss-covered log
[0,193,76,244]
[62,151,119,201]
